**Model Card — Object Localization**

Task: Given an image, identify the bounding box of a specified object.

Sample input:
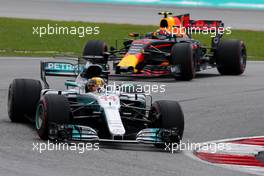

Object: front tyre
[36,94,70,140]
[216,39,247,75]
[8,79,42,122]
[171,43,195,81]
[150,100,184,147]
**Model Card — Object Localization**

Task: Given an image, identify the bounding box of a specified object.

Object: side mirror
[128,32,139,38]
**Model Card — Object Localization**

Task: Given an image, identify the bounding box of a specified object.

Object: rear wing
[40,59,110,89]
[40,61,83,89]
[176,14,224,48]
[176,14,224,31]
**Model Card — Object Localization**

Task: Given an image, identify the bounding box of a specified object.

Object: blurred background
[75,0,264,10]
[0,0,263,58]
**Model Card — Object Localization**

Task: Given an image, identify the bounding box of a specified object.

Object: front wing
[48,123,180,145]
[110,65,180,79]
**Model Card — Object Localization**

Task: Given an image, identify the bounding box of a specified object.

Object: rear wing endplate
[40,61,83,89]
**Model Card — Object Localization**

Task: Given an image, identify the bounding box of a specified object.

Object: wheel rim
[36,104,44,130]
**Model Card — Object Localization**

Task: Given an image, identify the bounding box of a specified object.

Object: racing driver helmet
[153,28,171,39]
[86,77,105,92]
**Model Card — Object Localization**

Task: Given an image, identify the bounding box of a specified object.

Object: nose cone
[117,53,143,72]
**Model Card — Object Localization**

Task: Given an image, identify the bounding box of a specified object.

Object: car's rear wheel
[8,79,42,122]
[83,40,108,64]
[171,43,195,81]
[150,100,184,147]
[216,39,247,75]
[36,94,70,140]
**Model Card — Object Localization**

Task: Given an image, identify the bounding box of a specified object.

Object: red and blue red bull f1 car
[83,12,247,81]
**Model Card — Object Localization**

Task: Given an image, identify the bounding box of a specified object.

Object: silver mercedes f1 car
[7,57,184,147]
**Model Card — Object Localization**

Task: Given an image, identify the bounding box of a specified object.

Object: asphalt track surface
[0,1,264,175]
[0,57,263,176]
[0,0,264,30]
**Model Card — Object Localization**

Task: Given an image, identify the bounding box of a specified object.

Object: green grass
[0,17,263,60]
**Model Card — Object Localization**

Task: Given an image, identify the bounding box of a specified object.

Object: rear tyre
[150,100,184,147]
[171,43,195,81]
[216,39,247,75]
[8,79,42,122]
[83,40,108,64]
[36,94,70,140]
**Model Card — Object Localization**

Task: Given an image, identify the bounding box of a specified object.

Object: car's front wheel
[171,43,195,81]
[8,79,42,122]
[150,100,184,148]
[36,94,70,140]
